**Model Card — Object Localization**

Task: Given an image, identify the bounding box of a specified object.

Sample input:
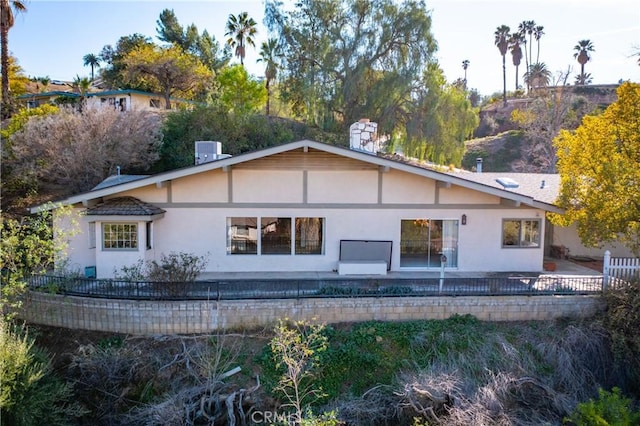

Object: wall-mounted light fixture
[461,214,467,225]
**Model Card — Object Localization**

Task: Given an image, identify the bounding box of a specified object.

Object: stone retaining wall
[19,291,606,335]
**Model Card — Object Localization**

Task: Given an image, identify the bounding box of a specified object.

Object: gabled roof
[445,172,560,205]
[92,174,150,191]
[31,140,562,213]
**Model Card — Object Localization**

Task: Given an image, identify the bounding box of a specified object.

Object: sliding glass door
[400,219,458,267]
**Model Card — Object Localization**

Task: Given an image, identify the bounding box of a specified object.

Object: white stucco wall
[170,170,228,203]
[552,223,635,258]
[59,157,551,277]
[307,170,378,203]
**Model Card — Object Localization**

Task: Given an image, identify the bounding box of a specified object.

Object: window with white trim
[227,217,325,255]
[227,217,258,254]
[502,219,541,248]
[295,218,324,255]
[261,217,292,254]
[102,223,138,250]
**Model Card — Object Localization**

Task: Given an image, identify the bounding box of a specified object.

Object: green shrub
[564,387,640,425]
[316,286,413,296]
[0,320,86,425]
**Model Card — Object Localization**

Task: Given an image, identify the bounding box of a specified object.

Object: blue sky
[10,0,640,96]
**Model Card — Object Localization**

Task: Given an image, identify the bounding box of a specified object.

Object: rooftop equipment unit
[195,141,222,165]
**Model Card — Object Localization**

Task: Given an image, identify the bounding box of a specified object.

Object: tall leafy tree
[0,0,26,109]
[217,64,266,115]
[573,39,594,85]
[494,25,510,106]
[156,8,191,50]
[552,82,640,256]
[225,12,257,66]
[509,32,524,90]
[195,29,231,73]
[258,38,280,115]
[155,10,230,74]
[82,53,101,80]
[99,33,155,91]
[402,63,479,164]
[123,44,213,109]
[265,0,438,133]
[534,25,544,63]
[5,54,27,96]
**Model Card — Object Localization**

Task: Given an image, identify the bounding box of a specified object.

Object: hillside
[463,84,620,173]
[29,315,633,425]
[462,130,525,172]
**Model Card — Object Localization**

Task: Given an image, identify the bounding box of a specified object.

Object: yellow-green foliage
[0,205,79,317]
[564,387,640,425]
[551,82,640,256]
[0,104,59,141]
[0,320,85,425]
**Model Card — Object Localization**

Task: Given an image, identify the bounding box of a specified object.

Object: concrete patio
[196,258,601,282]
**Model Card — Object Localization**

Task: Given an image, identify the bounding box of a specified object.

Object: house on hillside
[34,136,627,280]
[19,89,192,111]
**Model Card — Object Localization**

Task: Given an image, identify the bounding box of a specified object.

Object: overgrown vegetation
[603,279,640,391]
[0,206,79,319]
[462,130,525,172]
[257,315,631,425]
[13,312,635,425]
[114,251,209,296]
[268,319,332,423]
[0,320,86,425]
[564,387,640,425]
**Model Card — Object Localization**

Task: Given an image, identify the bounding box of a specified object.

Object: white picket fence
[603,250,640,288]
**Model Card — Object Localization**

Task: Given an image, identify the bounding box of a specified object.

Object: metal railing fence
[25,274,605,301]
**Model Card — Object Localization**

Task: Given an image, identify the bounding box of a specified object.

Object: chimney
[476,158,483,173]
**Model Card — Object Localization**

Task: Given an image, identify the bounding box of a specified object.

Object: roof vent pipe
[476,158,483,173]
[540,179,546,189]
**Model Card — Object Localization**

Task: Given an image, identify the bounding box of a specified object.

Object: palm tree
[574,72,593,85]
[509,33,524,90]
[517,20,534,90]
[83,53,101,80]
[524,62,551,90]
[72,75,91,110]
[225,12,257,66]
[573,39,595,85]
[257,38,280,116]
[534,25,544,63]
[494,25,510,106]
[461,59,470,87]
[1,0,27,104]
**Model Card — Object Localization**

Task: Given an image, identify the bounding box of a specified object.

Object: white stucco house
[20,89,192,112]
[31,139,627,279]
